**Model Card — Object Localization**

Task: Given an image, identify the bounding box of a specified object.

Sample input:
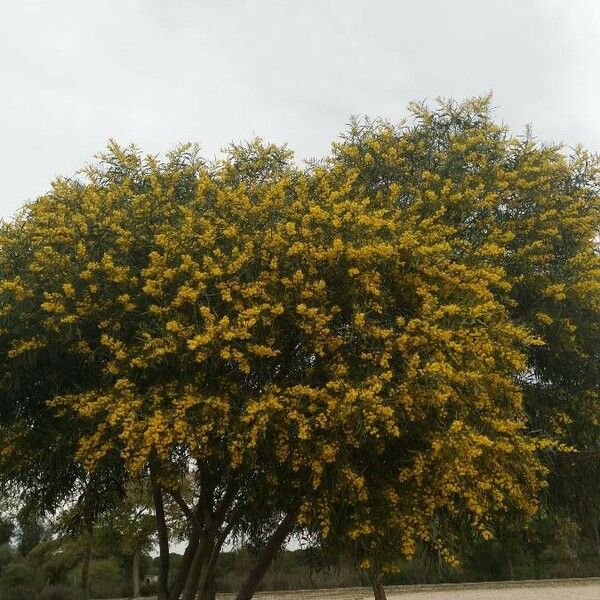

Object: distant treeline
[0,511,598,599]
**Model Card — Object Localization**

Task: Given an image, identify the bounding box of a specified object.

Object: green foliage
[38,586,83,600]
[0,586,38,600]
[87,557,123,598]
[0,543,16,571]
[0,585,83,600]
[0,519,14,545]
[0,562,37,588]
[25,539,81,587]
[16,517,47,558]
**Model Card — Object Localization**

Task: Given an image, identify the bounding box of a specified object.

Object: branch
[165,487,201,529]
[208,481,238,533]
[235,511,297,600]
[196,519,236,597]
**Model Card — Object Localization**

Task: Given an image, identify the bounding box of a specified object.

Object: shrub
[0,544,16,572]
[0,563,37,588]
[39,585,83,600]
[0,585,38,600]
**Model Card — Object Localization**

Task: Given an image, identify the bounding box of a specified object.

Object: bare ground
[213,578,600,600]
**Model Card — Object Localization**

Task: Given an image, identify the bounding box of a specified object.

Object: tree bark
[507,555,515,580]
[199,570,217,600]
[195,521,234,600]
[183,533,213,600]
[168,526,200,600]
[151,473,170,600]
[371,576,387,600]
[235,512,296,600]
[81,524,93,599]
[184,483,239,600]
[132,547,141,599]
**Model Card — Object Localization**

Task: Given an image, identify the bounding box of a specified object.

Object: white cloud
[1,0,599,218]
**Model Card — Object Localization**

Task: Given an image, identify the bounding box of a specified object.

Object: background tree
[92,480,167,598]
[16,513,47,558]
[0,518,14,546]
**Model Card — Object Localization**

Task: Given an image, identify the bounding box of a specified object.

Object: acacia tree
[301,97,600,596]
[0,97,597,599]
[0,140,310,600]
[500,133,600,562]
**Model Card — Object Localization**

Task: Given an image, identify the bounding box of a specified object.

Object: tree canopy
[0,96,598,600]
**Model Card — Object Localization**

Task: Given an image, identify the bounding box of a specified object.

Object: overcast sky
[1,0,599,219]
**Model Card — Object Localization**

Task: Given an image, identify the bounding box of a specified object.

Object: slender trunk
[81,524,93,599]
[194,543,218,600]
[183,534,213,600]
[196,521,234,600]
[198,570,216,600]
[132,547,141,599]
[187,485,238,600]
[235,512,296,600]
[371,572,387,600]
[168,527,200,600]
[151,473,170,600]
[507,555,515,580]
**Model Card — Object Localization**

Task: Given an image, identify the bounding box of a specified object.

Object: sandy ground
[213,579,600,600]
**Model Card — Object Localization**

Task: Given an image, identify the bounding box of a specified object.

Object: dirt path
[120,579,600,600]
[384,579,600,600]
[212,579,600,600]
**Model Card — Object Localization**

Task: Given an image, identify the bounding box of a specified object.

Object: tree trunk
[182,534,213,600]
[195,521,233,600]
[185,486,238,600]
[235,512,296,600]
[183,530,226,600]
[371,577,387,600]
[507,554,515,580]
[168,527,200,600]
[151,473,170,600]
[132,547,141,599]
[81,525,93,599]
[199,570,217,600]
